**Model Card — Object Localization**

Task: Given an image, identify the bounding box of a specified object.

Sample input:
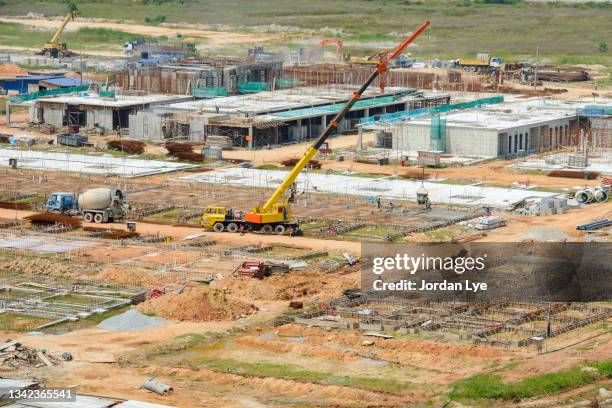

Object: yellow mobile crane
[201,20,431,235]
[40,11,75,58]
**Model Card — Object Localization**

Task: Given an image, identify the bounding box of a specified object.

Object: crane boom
[50,12,74,44]
[258,20,430,213]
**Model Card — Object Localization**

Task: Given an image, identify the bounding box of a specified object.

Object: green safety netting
[430,112,446,152]
[99,90,115,98]
[192,86,228,98]
[360,95,504,125]
[9,85,91,104]
[237,82,270,94]
[276,78,300,89]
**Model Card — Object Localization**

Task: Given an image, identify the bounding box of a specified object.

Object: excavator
[317,38,344,61]
[200,20,431,235]
[39,11,75,58]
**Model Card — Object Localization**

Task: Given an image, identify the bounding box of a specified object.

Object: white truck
[46,188,129,223]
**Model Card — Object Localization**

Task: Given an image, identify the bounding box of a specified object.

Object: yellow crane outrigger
[201,20,431,235]
[40,11,75,58]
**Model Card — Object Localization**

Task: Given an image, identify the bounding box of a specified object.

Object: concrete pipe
[142,378,172,395]
[594,189,608,203]
[575,189,593,204]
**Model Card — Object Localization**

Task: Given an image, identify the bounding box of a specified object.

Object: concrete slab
[178,167,559,208]
[0,149,198,177]
[0,235,94,253]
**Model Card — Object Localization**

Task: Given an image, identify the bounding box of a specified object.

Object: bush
[599,41,608,53]
[145,15,167,24]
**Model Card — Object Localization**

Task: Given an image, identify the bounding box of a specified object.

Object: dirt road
[0,17,273,47]
[322,157,602,189]
[222,133,376,164]
[0,208,362,255]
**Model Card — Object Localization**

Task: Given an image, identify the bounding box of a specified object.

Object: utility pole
[533,45,539,92]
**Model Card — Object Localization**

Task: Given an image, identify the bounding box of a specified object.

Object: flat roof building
[391,98,612,158]
[29,92,193,131]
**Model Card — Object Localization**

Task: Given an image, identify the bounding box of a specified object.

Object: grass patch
[0,312,53,332]
[450,360,612,402]
[193,357,411,394]
[1,0,610,66]
[256,164,282,170]
[49,293,99,305]
[0,21,154,50]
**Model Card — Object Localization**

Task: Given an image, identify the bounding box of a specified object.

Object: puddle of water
[256,332,278,341]
[359,357,388,367]
[286,336,308,344]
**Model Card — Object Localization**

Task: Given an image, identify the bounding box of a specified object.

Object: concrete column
[248,124,254,149]
[5,100,10,126]
[356,126,363,151]
[298,119,303,141]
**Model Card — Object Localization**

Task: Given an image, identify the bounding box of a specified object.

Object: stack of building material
[474,215,506,230]
[206,135,233,148]
[0,339,59,369]
[540,196,569,215]
[281,158,321,169]
[107,140,145,154]
[577,219,612,231]
[234,261,269,279]
[534,66,589,82]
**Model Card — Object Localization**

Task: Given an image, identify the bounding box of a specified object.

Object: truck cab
[46,192,76,214]
[490,57,503,68]
[201,206,232,228]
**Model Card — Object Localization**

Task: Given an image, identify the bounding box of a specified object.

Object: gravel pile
[98,309,166,331]
[520,226,569,242]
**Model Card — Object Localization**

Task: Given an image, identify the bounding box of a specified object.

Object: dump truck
[46,188,129,223]
[200,20,431,235]
[457,53,502,72]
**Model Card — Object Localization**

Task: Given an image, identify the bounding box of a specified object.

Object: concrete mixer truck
[46,188,129,223]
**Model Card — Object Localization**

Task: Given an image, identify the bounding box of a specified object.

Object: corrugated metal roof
[1,75,59,81]
[39,77,92,87]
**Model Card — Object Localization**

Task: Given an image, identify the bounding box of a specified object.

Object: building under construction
[391,98,612,158]
[128,85,450,147]
[114,56,283,96]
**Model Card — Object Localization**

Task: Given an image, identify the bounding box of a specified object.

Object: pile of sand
[1,258,89,278]
[0,63,27,79]
[96,266,171,287]
[214,270,356,302]
[137,286,257,322]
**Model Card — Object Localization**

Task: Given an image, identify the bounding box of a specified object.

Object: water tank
[78,188,122,210]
